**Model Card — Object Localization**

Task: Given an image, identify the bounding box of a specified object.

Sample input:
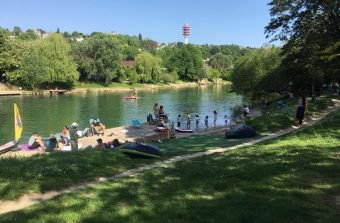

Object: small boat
[0,140,19,154]
[0,103,23,155]
[175,127,193,133]
[120,142,161,158]
[154,126,168,132]
[122,96,139,99]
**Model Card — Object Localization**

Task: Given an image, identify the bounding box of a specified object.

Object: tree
[265,0,340,95]
[143,39,158,52]
[135,52,162,83]
[0,35,33,82]
[13,26,22,36]
[231,47,282,99]
[56,28,60,33]
[209,53,233,78]
[18,29,38,41]
[72,33,122,84]
[19,49,48,90]
[166,44,204,81]
[209,68,221,82]
[138,33,143,41]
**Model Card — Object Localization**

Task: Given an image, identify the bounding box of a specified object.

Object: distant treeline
[0,0,339,100]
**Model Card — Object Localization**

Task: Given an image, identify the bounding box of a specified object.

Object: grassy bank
[0,133,255,201]
[247,96,336,133]
[0,104,339,222]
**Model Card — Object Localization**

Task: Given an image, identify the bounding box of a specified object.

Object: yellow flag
[14,103,23,141]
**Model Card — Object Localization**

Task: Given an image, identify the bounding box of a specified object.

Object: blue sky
[1,0,274,47]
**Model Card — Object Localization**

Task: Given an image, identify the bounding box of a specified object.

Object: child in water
[224,115,228,126]
[177,114,181,128]
[187,113,191,129]
[205,116,209,130]
[195,115,200,131]
[213,110,217,127]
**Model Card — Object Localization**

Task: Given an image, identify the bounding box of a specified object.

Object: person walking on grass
[205,116,209,131]
[187,112,191,129]
[296,95,307,126]
[195,115,200,131]
[213,110,217,127]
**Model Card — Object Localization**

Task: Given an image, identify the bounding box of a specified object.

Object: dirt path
[0,99,338,215]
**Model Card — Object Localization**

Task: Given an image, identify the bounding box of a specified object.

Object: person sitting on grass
[94,138,106,149]
[91,118,105,135]
[28,132,45,152]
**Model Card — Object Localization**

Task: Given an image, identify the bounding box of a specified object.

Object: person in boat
[94,138,106,149]
[158,118,166,127]
[28,132,45,152]
[91,118,105,135]
[69,122,79,151]
[153,103,159,118]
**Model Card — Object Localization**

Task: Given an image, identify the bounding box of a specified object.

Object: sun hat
[72,122,78,127]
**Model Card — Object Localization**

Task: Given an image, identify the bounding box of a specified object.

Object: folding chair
[132,119,142,128]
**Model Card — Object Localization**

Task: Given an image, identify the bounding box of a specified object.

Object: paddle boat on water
[0,103,23,154]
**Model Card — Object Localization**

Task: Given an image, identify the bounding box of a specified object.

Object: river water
[0,85,243,144]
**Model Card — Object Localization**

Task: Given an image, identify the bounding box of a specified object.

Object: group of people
[27,117,106,152]
[177,110,232,131]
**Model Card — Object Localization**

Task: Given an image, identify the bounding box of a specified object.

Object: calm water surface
[0,85,243,144]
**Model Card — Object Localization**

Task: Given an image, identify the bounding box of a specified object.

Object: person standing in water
[177,114,181,128]
[213,110,217,127]
[195,115,200,131]
[205,116,209,130]
[187,112,191,129]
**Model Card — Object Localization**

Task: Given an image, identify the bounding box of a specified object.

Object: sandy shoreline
[0,82,228,96]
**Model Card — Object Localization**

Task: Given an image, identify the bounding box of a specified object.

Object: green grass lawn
[0,105,339,222]
[0,132,255,201]
[247,96,335,133]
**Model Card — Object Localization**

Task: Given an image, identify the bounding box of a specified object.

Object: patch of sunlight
[159,176,181,184]
[310,161,334,167]
[312,183,332,189]
[61,212,82,223]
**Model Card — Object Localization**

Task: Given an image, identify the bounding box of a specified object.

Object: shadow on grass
[1,140,339,223]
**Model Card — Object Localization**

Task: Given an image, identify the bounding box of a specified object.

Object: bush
[160,73,174,84]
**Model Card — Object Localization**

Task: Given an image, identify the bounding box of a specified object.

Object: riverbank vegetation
[0,28,249,90]
[1,0,338,98]
[0,104,339,222]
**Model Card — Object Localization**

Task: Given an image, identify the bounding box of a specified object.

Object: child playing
[195,115,200,131]
[213,110,217,127]
[205,116,209,130]
[224,115,228,126]
[177,114,181,128]
[187,113,191,129]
